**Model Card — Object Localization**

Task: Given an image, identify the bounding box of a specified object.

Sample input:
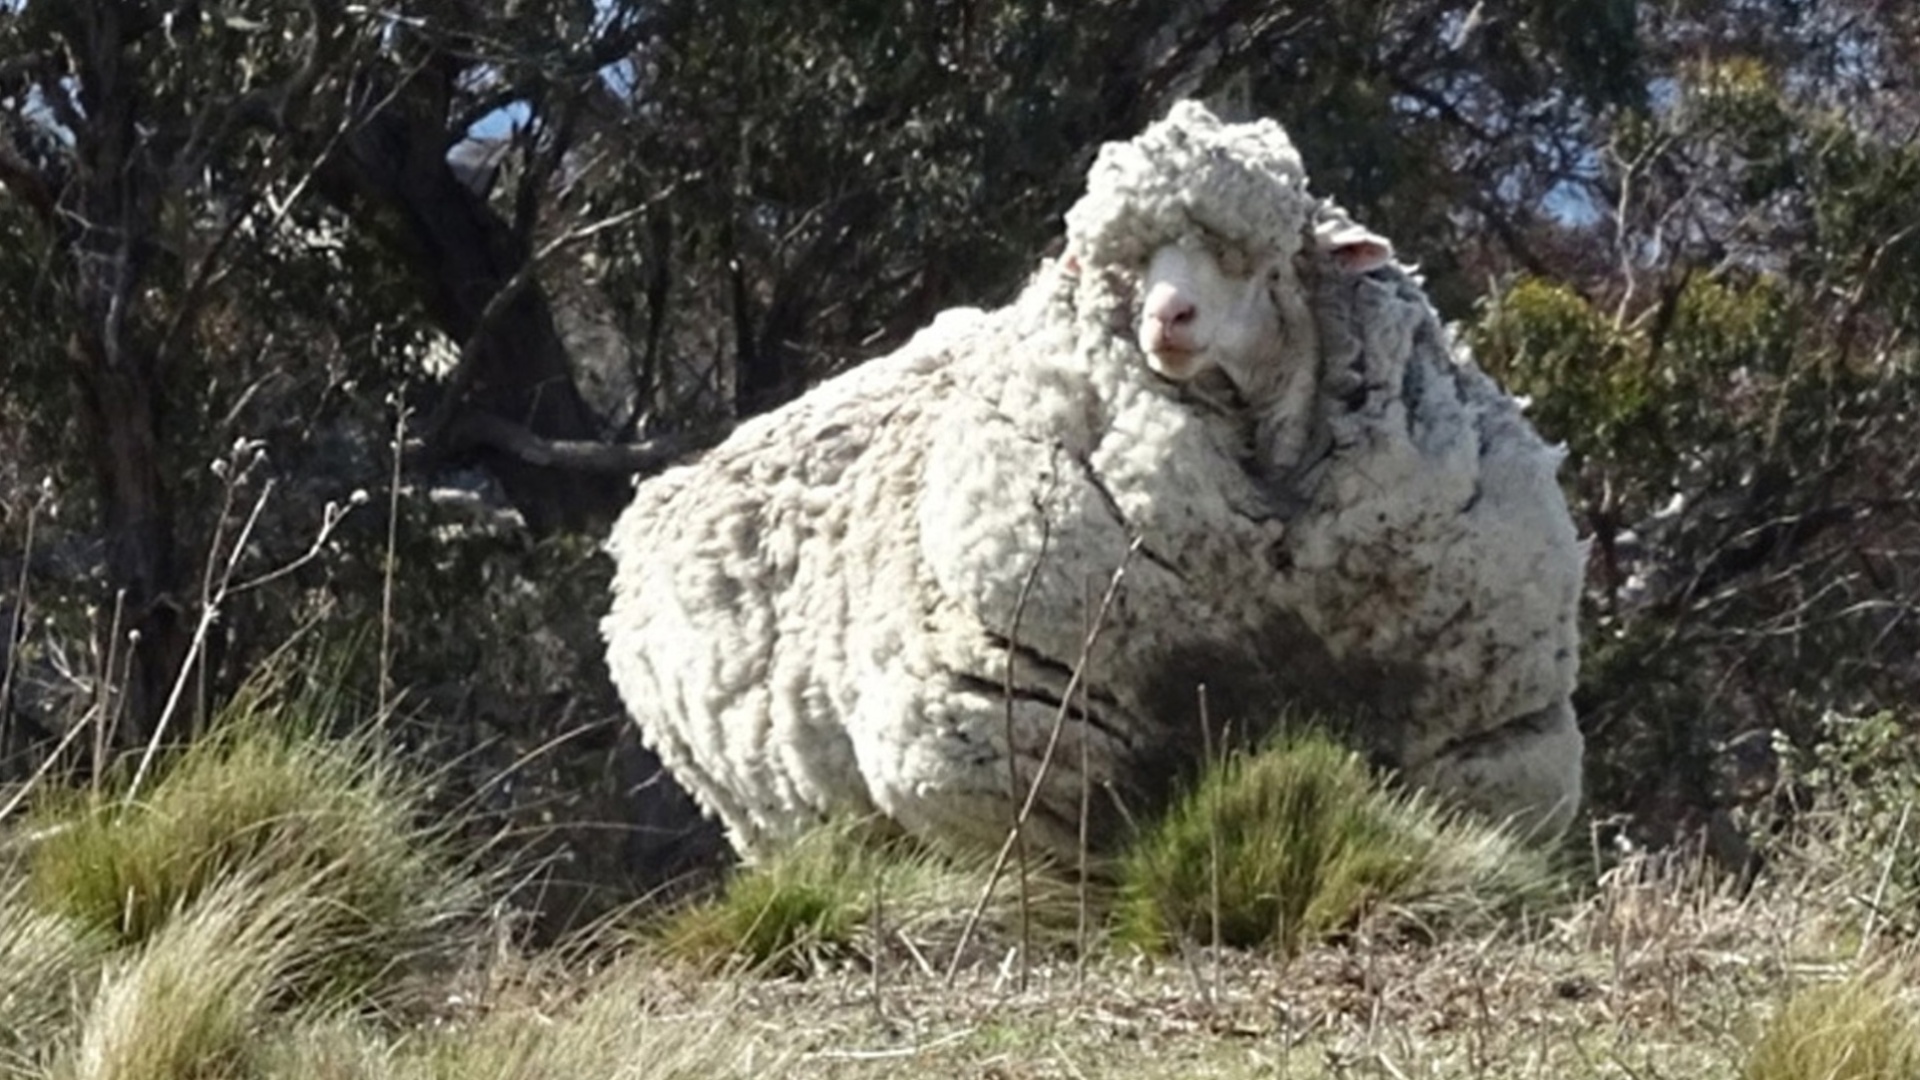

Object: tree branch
[431,412,726,475]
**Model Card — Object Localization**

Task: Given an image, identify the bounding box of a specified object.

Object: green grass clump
[652,817,1074,975]
[1115,729,1562,956]
[1744,973,1920,1080]
[24,680,479,1004]
[56,875,315,1080]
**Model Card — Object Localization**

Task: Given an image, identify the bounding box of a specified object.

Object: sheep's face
[1136,239,1298,386]
[1135,223,1396,391]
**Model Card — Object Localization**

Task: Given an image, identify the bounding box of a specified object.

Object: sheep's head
[1134,222,1395,390]
[1063,101,1394,396]
[1136,238,1290,382]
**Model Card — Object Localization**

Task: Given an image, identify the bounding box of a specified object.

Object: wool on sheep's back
[603,267,1292,858]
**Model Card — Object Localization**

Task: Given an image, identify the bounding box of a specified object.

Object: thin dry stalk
[93,590,128,789]
[0,491,39,737]
[869,874,885,1022]
[0,709,92,823]
[945,537,1138,986]
[1000,517,1051,992]
[129,467,358,798]
[1075,575,1093,988]
[1858,799,1912,960]
[129,475,276,797]
[380,402,408,718]
[1200,685,1221,1004]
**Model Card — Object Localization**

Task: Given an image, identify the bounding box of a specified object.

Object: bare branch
[431,412,725,476]
[416,193,679,449]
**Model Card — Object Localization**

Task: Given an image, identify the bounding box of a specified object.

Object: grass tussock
[0,884,102,1079]
[1114,729,1563,956]
[54,874,317,1080]
[651,817,1079,975]
[22,676,480,1005]
[1743,973,1920,1080]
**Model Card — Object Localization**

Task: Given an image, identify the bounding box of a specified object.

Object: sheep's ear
[1314,215,1395,274]
[1328,238,1394,274]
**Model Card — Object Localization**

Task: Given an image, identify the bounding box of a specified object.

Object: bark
[40,2,194,745]
[68,331,192,746]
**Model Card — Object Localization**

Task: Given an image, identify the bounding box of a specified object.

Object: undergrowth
[649,817,1082,975]
[21,665,482,1007]
[4,675,1918,1079]
[1743,972,1920,1080]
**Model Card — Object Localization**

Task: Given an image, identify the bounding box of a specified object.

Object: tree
[1471,2,1920,852]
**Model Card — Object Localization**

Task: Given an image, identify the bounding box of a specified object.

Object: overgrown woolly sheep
[602,101,1584,860]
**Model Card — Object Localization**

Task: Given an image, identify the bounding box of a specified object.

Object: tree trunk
[67,331,192,747]
[54,1,194,747]
[319,104,630,532]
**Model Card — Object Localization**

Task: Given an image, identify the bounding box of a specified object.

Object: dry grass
[1743,972,1920,1080]
[53,874,316,1080]
[0,799,1899,1079]
[249,962,797,1080]
[22,678,482,1007]
[0,884,101,1080]
[3,679,1915,1079]
[648,816,1083,976]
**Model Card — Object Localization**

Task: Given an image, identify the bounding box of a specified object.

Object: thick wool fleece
[604,261,1288,858]
[1065,100,1313,272]
[603,100,1585,859]
[1274,260,1586,835]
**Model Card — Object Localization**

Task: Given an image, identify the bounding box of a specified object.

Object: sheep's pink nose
[1141,283,1202,361]
[1144,283,1197,328]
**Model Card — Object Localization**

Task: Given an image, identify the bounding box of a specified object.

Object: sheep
[602,100,1585,860]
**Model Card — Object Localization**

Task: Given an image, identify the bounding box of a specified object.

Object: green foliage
[24,669,480,1003]
[1473,278,1645,466]
[1743,974,1920,1080]
[1473,270,1796,513]
[1782,710,1920,938]
[1114,731,1562,957]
